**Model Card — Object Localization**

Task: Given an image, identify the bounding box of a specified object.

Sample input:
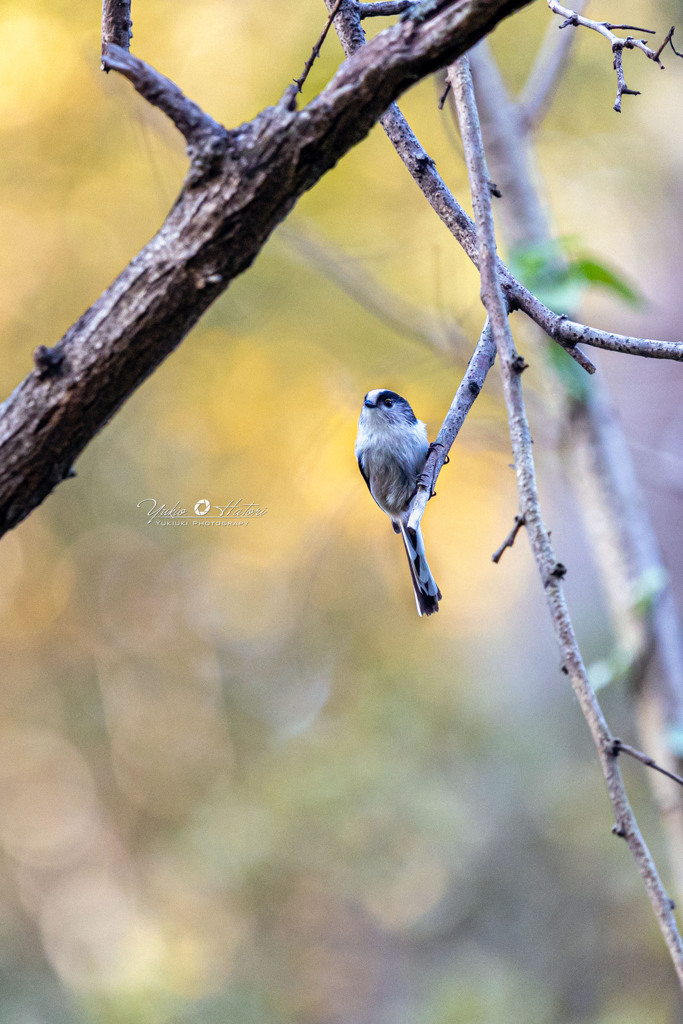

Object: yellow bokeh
[0,13,82,129]
[0,1,679,1020]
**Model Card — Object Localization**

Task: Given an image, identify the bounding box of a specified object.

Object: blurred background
[0,0,682,1021]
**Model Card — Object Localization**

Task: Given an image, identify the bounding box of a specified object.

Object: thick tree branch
[0,0,536,539]
[450,52,683,985]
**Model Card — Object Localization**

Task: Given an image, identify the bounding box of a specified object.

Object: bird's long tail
[399,522,442,616]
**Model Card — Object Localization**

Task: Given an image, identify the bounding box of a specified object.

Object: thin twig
[653,26,682,62]
[611,48,640,112]
[613,739,683,789]
[449,52,683,987]
[438,79,452,109]
[605,25,656,35]
[408,321,497,530]
[295,0,344,93]
[491,514,526,563]
[546,1,681,112]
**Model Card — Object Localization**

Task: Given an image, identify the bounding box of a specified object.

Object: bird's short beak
[363,399,376,408]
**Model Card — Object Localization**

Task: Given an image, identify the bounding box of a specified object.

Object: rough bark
[0,0,532,537]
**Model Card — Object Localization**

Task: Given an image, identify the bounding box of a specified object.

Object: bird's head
[361,389,417,426]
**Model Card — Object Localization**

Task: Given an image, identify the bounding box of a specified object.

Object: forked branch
[546,2,682,111]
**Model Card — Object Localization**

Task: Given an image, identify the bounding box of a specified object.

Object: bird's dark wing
[357,454,372,495]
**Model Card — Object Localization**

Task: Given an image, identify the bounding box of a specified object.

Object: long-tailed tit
[355,388,442,616]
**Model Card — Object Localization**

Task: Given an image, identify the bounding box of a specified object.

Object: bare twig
[546,2,681,112]
[604,25,656,35]
[491,514,526,563]
[101,0,132,60]
[294,0,344,93]
[408,321,497,530]
[545,318,683,361]
[653,26,675,62]
[611,48,640,112]
[469,41,552,248]
[450,52,683,986]
[613,739,683,789]
[438,78,452,108]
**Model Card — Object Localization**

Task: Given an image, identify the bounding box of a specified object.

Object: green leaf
[588,647,638,691]
[568,257,640,306]
[508,240,642,316]
[631,565,668,614]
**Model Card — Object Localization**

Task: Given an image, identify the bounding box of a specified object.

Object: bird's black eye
[383,398,393,407]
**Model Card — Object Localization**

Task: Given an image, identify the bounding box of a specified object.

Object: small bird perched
[355,388,442,616]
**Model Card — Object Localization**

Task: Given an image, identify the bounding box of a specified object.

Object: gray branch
[357,1,414,17]
[408,320,497,530]
[328,1,683,377]
[449,52,683,986]
[101,0,132,57]
[471,19,683,911]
